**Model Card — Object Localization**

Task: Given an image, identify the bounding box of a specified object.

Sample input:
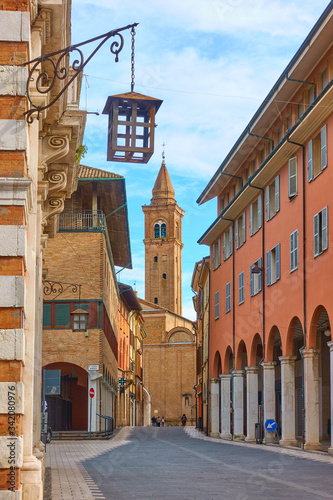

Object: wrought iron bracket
[22,23,138,123]
[43,280,81,300]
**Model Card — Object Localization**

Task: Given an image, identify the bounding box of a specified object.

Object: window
[239,272,244,304]
[250,258,262,296]
[321,67,328,91]
[212,238,221,270]
[226,282,231,313]
[285,114,292,133]
[250,195,262,236]
[288,157,297,197]
[223,226,233,261]
[290,230,298,272]
[236,212,246,249]
[162,273,166,279]
[308,86,315,106]
[154,256,158,262]
[277,125,283,143]
[314,207,328,257]
[258,149,264,165]
[266,176,280,220]
[215,291,219,319]
[266,244,281,286]
[219,198,224,212]
[55,303,70,327]
[43,304,51,327]
[308,125,327,180]
[154,221,167,238]
[298,100,303,119]
[154,297,158,304]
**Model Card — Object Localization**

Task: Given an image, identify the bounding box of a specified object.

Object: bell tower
[142,155,184,315]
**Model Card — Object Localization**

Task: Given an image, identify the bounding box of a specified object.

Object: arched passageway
[43,362,88,431]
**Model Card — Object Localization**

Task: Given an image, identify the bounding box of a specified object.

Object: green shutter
[43,304,51,327]
[55,303,70,327]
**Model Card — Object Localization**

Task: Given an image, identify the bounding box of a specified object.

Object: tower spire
[151,155,175,205]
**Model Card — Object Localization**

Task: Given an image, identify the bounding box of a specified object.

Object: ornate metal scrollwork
[23,23,138,123]
[43,280,79,299]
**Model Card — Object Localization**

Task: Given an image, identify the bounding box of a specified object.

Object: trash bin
[255,422,262,444]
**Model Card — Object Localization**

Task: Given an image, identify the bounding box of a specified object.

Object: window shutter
[275,176,280,213]
[239,272,244,304]
[217,238,221,266]
[250,264,254,296]
[229,227,233,255]
[322,206,328,251]
[266,186,270,221]
[212,244,216,270]
[223,233,226,261]
[258,258,262,292]
[288,157,297,197]
[314,213,319,256]
[235,219,239,249]
[308,140,313,181]
[294,230,298,269]
[226,282,231,312]
[215,291,219,319]
[266,250,271,286]
[276,243,281,281]
[250,203,253,236]
[242,212,246,244]
[290,232,294,271]
[321,125,327,170]
[43,304,51,327]
[258,195,262,229]
[55,303,70,327]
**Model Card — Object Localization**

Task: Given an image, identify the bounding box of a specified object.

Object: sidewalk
[46,427,132,500]
[184,427,333,464]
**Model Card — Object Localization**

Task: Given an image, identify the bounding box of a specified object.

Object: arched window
[154,297,158,304]
[154,256,158,262]
[185,396,190,406]
[154,221,167,238]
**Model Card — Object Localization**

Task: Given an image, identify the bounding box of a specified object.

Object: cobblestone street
[47,427,333,499]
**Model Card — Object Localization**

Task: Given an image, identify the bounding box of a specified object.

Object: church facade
[140,158,196,426]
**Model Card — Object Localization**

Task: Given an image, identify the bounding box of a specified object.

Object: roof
[197,2,333,205]
[78,165,132,269]
[78,165,123,180]
[151,159,175,205]
[118,283,142,311]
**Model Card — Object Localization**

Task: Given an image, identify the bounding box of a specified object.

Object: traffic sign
[89,388,95,398]
[265,419,277,431]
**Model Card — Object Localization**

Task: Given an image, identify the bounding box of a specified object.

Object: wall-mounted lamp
[251,265,263,274]
[71,308,89,332]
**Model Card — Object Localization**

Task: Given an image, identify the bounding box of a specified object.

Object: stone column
[220,374,232,439]
[328,341,333,454]
[245,367,259,442]
[279,356,298,447]
[233,370,245,440]
[262,361,276,439]
[210,378,220,437]
[303,349,321,450]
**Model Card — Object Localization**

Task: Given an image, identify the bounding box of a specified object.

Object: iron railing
[96,413,114,437]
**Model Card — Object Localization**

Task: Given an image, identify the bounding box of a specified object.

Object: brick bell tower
[142,154,184,315]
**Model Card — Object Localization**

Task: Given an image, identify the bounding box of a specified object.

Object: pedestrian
[181,414,187,426]
[161,416,165,427]
[152,416,156,427]
[156,416,161,427]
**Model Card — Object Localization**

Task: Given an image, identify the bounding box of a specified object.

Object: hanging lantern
[102,92,163,163]
[71,308,89,332]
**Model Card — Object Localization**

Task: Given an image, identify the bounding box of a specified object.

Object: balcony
[59,210,115,275]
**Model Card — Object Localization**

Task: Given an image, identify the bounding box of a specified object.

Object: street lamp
[22,23,162,164]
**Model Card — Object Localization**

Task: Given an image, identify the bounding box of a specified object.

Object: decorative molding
[47,169,68,193]
[42,196,65,227]
[42,135,70,167]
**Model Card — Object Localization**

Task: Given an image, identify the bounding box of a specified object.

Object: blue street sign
[265,419,277,431]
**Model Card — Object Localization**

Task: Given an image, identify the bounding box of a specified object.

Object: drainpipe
[248,181,265,438]
[221,217,235,439]
[203,259,211,436]
[287,138,306,449]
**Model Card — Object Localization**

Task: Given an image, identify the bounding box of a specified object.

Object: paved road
[82,427,333,500]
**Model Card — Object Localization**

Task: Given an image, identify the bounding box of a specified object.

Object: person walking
[152,416,156,427]
[181,414,187,426]
[161,416,165,427]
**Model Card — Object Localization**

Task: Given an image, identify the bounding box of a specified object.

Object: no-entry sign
[89,388,95,398]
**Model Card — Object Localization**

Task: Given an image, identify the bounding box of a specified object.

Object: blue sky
[71,0,331,320]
